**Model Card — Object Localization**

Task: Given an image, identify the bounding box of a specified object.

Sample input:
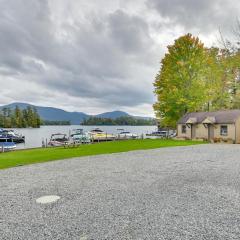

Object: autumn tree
[153,34,210,127]
[204,48,235,111]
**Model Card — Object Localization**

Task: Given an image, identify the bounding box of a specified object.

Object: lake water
[11,125,157,149]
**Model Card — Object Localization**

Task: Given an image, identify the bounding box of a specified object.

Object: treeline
[0,106,41,128]
[81,116,157,126]
[42,120,71,125]
[154,31,240,128]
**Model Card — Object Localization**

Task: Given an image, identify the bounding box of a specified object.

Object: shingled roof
[178,110,240,124]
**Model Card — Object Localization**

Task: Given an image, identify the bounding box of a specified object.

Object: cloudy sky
[0,0,239,116]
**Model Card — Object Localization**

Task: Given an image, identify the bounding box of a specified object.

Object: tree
[32,107,41,127]
[224,51,240,108]
[153,34,210,127]
[204,47,234,111]
[0,111,3,127]
[217,20,240,108]
[219,19,240,53]
[13,106,23,128]
[0,106,41,128]
[81,116,156,126]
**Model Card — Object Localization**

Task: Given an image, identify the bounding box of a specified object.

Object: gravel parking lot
[1,144,240,240]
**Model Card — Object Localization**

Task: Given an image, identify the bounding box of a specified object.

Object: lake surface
[11,125,157,149]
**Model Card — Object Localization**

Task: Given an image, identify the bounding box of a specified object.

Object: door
[191,125,196,139]
[208,125,214,141]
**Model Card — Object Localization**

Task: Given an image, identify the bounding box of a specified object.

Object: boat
[48,133,68,147]
[70,129,91,144]
[88,128,115,141]
[146,130,168,137]
[89,128,105,134]
[118,131,138,139]
[0,129,25,143]
[146,129,176,138]
[0,139,16,152]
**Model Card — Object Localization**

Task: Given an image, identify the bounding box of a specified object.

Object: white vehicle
[118,131,138,139]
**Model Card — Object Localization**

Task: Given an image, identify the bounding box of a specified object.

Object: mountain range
[0,102,151,124]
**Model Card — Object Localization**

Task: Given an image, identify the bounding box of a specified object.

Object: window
[182,125,187,134]
[220,125,228,136]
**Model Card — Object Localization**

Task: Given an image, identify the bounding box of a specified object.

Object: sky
[0,0,239,117]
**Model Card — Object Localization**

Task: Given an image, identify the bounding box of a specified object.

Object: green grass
[0,139,205,170]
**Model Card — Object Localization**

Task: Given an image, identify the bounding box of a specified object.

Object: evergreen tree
[0,106,41,128]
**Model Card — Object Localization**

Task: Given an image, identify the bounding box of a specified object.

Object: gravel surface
[1,144,240,239]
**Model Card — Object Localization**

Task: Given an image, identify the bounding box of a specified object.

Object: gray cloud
[108,10,152,53]
[0,0,238,116]
[146,0,239,34]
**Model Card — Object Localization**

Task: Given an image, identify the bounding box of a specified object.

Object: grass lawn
[0,139,205,170]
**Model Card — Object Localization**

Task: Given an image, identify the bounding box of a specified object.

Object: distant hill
[0,102,153,125]
[1,102,88,125]
[95,111,130,119]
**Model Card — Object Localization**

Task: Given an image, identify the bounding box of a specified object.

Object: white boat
[89,128,104,134]
[88,128,115,141]
[146,129,176,138]
[48,133,68,147]
[0,129,25,143]
[70,129,91,144]
[118,131,138,139]
[0,141,16,152]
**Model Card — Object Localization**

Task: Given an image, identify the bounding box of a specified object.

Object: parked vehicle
[0,129,25,143]
[48,133,68,147]
[88,128,115,141]
[70,129,91,144]
[118,131,138,139]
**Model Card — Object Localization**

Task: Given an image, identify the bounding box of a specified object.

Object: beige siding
[177,123,237,142]
[177,124,209,140]
[213,124,235,141]
[177,124,191,139]
[235,117,240,144]
[195,124,208,139]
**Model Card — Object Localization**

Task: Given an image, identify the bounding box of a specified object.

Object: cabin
[177,110,240,143]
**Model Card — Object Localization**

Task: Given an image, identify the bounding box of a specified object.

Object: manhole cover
[36,195,60,204]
